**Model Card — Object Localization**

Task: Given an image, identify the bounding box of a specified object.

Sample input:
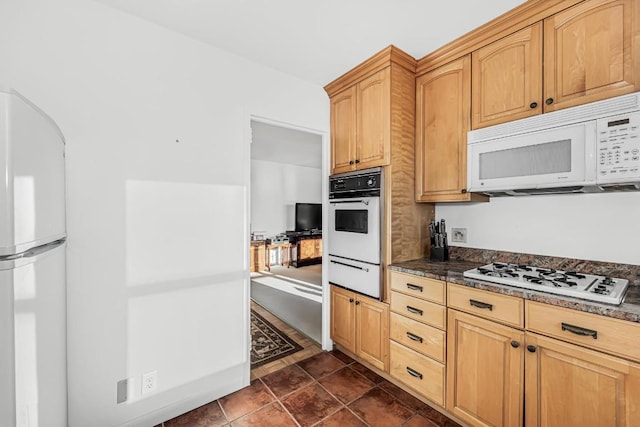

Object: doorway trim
[246,114,332,352]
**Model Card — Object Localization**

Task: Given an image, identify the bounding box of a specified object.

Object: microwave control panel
[596,111,640,183]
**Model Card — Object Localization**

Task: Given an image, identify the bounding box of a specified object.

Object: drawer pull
[561,322,598,339]
[406,367,423,380]
[406,306,423,316]
[470,299,493,311]
[406,283,423,292]
[406,332,424,343]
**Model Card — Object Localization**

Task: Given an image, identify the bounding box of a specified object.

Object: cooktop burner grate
[463,263,629,305]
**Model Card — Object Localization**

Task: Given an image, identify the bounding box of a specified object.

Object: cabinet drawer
[526,301,640,362]
[390,312,446,363]
[391,291,446,330]
[390,271,446,304]
[448,283,524,328]
[390,341,445,406]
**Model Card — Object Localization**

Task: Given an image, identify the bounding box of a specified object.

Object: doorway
[249,118,328,348]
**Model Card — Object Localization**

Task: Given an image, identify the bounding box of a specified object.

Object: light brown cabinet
[472,23,543,129]
[389,271,447,406]
[330,285,389,371]
[415,56,485,202]
[249,240,265,272]
[298,237,322,262]
[447,309,524,427]
[472,0,640,129]
[525,332,640,427]
[329,68,390,174]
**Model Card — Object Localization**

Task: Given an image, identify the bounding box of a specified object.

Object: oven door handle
[330,199,370,206]
[330,259,370,273]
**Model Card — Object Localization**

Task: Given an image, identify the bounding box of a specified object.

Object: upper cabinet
[472,0,640,129]
[544,0,640,112]
[416,56,487,203]
[472,23,543,129]
[325,46,415,174]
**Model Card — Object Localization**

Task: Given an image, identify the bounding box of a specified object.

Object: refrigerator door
[0,89,66,256]
[0,241,67,427]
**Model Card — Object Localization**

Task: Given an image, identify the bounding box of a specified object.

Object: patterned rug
[251,309,303,368]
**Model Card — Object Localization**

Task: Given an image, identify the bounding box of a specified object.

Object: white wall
[0,0,329,425]
[437,192,640,265]
[251,160,322,237]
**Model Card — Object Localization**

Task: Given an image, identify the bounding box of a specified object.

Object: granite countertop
[389,250,640,324]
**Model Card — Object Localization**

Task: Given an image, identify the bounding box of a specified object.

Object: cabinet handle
[545,97,554,105]
[406,367,423,380]
[355,159,360,164]
[349,160,354,165]
[527,345,536,353]
[461,188,467,194]
[349,298,354,303]
[406,306,423,316]
[529,102,538,109]
[406,332,424,343]
[561,322,598,339]
[406,283,423,292]
[355,301,360,305]
[511,340,520,348]
[469,299,493,311]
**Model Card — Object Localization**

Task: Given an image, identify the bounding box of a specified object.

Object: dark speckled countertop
[389,248,640,323]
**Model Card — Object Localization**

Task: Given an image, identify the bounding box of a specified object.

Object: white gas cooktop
[463,262,629,305]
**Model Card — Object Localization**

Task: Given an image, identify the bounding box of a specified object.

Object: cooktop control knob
[367,177,376,187]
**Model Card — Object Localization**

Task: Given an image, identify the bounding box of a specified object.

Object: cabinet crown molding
[324,45,417,97]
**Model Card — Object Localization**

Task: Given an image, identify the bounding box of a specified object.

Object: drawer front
[391,291,446,330]
[390,271,446,304]
[526,301,640,362]
[390,341,445,406]
[448,283,524,328]
[390,312,446,363]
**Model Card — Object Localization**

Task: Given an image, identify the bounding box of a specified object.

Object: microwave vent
[599,183,640,192]
[469,93,640,144]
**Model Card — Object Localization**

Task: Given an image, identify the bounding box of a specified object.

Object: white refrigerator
[0,88,67,427]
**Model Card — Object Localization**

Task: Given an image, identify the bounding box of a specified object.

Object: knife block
[430,246,449,262]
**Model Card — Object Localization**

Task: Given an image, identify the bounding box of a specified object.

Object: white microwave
[467,93,640,195]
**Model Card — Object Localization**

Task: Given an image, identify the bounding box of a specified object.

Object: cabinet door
[330,286,356,353]
[447,309,524,427]
[330,86,357,174]
[356,68,390,169]
[299,239,316,261]
[314,238,323,258]
[525,333,640,427]
[415,56,472,202]
[356,295,389,371]
[544,0,640,112]
[472,23,543,129]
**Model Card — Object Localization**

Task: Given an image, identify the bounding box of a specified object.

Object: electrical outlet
[451,228,468,243]
[141,371,157,395]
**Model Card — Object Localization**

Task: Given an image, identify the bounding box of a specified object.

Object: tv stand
[287,232,322,268]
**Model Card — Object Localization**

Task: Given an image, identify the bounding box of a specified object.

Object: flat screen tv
[295,203,322,232]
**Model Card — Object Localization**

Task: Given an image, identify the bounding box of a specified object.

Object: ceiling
[250,120,322,168]
[92,0,525,86]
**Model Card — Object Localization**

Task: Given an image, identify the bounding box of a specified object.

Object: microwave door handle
[330,259,370,273]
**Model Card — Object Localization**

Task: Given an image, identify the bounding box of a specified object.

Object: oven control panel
[596,111,640,183]
[329,169,382,198]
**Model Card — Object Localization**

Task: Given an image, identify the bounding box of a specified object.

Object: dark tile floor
[160,350,462,427]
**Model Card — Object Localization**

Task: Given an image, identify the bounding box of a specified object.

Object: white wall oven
[328,168,382,299]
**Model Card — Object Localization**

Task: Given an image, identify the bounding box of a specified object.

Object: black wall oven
[328,168,382,299]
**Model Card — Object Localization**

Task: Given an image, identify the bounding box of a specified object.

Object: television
[295,203,322,232]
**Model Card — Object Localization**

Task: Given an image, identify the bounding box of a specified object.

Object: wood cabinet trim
[416,0,585,76]
[325,45,417,97]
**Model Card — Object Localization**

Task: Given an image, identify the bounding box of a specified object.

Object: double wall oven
[328,168,382,299]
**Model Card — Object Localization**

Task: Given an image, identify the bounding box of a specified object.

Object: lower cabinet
[525,332,640,427]
[249,240,265,272]
[447,309,524,427]
[330,285,389,371]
